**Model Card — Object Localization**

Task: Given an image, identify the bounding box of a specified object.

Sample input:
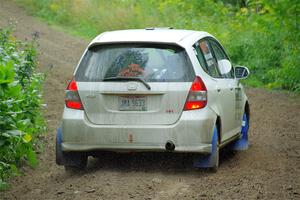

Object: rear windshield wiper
[103,77,151,90]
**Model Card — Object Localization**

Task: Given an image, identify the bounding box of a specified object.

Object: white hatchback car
[56,28,250,171]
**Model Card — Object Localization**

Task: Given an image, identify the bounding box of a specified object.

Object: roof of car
[90,28,211,46]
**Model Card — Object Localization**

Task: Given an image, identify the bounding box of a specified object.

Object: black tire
[63,152,88,171]
[55,134,64,165]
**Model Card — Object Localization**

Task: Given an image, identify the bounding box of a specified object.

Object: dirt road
[1,1,300,199]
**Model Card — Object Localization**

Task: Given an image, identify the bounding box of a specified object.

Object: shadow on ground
[77,148,239,174]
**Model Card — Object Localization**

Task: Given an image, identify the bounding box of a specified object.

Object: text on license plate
[119,96,147,111]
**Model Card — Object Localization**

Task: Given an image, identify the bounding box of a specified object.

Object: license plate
[119,96,147,111]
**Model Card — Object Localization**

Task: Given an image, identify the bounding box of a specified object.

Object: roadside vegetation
[15,0,299,92]
[0,27,45,190]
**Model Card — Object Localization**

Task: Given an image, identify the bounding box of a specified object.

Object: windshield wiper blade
[103,77,151,90]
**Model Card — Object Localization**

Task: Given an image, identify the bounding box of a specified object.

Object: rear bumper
[62,143,212,153]
[61,107,216,154]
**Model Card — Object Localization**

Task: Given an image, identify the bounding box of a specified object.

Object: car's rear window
[75,43,195,82]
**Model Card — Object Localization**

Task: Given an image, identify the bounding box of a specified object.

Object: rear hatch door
[75,43,195,125]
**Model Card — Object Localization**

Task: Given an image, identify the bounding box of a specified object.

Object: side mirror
[217,59,232,75]
[235,66,250,79]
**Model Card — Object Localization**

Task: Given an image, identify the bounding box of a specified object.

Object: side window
[193,42,208,73]
[193,40,221,78]
[209,39,234,78]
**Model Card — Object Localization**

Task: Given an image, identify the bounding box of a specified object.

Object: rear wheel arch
[207,105,222,143]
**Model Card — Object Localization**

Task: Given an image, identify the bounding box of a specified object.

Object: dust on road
[0,1,299,199]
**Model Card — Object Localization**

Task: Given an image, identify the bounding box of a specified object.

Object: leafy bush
[0,27,45,190]
[15,0,299,92]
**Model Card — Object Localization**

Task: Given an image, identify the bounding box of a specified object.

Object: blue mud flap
[193,126,218,168]
[231,113,249,150]
[56,127,64,165]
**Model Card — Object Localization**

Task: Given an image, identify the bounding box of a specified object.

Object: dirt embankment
[1,1,300,199]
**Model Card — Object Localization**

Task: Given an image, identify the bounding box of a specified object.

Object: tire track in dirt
[1,1,299,199]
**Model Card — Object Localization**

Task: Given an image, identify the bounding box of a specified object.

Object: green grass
[15,0,300,92]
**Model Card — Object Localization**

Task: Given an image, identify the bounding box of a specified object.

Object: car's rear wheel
[55,128,88,171]
[241,112,249,138]
[193,125,219,172]
[210,126,219,172]
[231,111,249,150]
[55,128,64,165]
[64,152,88,171]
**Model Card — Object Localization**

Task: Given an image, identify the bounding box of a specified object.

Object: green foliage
[15,0,299,91]
[0,27,45,190]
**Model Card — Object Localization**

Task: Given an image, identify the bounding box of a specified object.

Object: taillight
[65,78,83,110]
[184,76,207,110]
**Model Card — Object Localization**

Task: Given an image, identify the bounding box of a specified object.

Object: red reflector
[184,101,206,110]
[66,100,82,110]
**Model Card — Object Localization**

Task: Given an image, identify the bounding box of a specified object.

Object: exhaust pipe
[165,141,175,151]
